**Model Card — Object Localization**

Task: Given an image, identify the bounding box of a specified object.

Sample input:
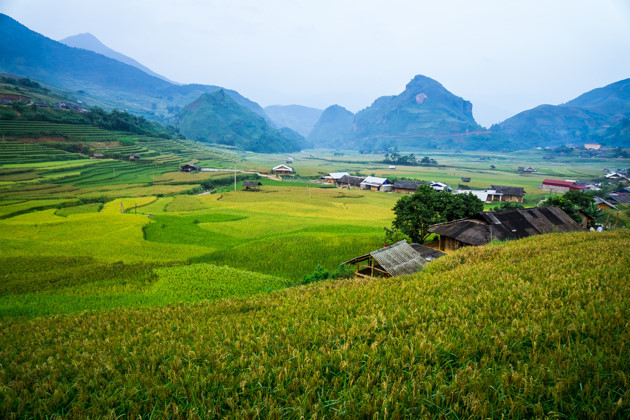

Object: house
[360,176,393,192]
[539,179,586,193]
[429,181,452,192]
[320,172,350,184]
[607,193,630,205]
[242,181,262,191]
[91,153,104,159]
[453,189,489,202]
[593,197,619,211]
[180,163,201,172]
[428,206,582,252]
[337,175,365,189]
[129,153,140,161]
[389,165,396,170]
[521,167,536,173]
[605,173,630,184]
[393,180,425,194]
[343,240,444,278]
[272,164,293,175]
[461,177,471,183]
[584,143,601,150]
[488,185,526,203]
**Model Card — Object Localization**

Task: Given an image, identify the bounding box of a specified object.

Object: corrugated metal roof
[370,241,427,276]
[361,176,390,186]
[394,180,425,190]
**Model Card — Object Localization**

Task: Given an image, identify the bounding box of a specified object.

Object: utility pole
[234,163,237,191]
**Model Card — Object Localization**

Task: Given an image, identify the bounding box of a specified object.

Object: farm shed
[594,197,619,211]
[272,164,293,175]
[488,185,525,203]
[539,179,586,193]
[337,175,365,188]
[242,181,262,191]
[360,176,393,192]
[180,163,201,172]
[607,193,630,205]
[522,166,536,173]
[393,180,425,194]
[91,153,104,159]
[129,153,140,161]
[428,206,582,252]
[461,177,471,183]
[343,240,443,278]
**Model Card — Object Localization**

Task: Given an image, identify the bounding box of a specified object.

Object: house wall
[394,188,415,194]
[539,185,570,193]
[439,236,466,252]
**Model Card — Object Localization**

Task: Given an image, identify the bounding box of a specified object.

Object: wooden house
[521,166,536,174]
[337,175,365,188]
[242,181,262,191]
[594,197,619,211]
[393,180,424,194]
[129,153,140,161]
[272,164,293,175]
[180,163,201,172]
[321,172,350,184]
[343,240,444,278]
[360,176,393,192]
[607,192,630,205]
[428,206,582,252]
[488,185,525,203]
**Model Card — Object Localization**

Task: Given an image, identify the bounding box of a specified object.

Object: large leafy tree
[392,185,483,243]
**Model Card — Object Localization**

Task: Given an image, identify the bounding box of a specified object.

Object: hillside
[60,32,174,83]
[307,104,356,148]
[0,230,628,417]
[0,14,266,125]
[492,78,630,147]
[178,90,305,153]
[264,104,323,137]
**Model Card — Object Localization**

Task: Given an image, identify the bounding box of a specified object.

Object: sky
[2,0,630,127]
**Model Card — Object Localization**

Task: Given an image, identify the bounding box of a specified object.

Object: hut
[393,180,424,194]
[242,181,262,191]
[488,185,525,203]
[428,206,582,252]
[337,175,365,188]
[461,177,471,183]
[343,241,444,278]
[180,163,201,172]
[521,166,536,174]
[272,164,293,175]
[320,172,350,184]
[360,176,393,192]
[129,153,140,161]
[91,153,104,159]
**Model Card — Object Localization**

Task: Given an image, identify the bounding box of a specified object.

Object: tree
[498,201,525,210]
[539,190,602,226]
[391,185,483,243]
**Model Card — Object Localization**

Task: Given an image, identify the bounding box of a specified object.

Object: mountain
[264,105,323,137]
[0,14,266,124]
[307,105,355,149]
[178,90,305,153]
[60,33,174,83]
[492,78,630,147]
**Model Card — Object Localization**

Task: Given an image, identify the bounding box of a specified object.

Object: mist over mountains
[1,13,628,152]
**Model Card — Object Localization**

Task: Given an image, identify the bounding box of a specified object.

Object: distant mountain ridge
[60,33,175,84]
[264,105,323,137]
[0,13,267,126]
[492,78,630,147]
[178,90,306,153]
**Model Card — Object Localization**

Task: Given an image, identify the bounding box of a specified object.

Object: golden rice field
[0,230,628,417]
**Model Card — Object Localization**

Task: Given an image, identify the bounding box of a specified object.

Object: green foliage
[301,264,329,284]
[392,185,483,243]
[383,226,411,246]
[540,190,602,225]
[497,201,525,210]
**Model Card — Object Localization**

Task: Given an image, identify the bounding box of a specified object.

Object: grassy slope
[0,230,628,417]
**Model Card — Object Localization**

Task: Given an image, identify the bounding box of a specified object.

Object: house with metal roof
[453,189,489,202]
[242,181,262,191]
[393,180,425,194]
[540,179,587,193]
[343,240,445,278]
[428,206,582,252]
[488,185,526,203]
[337,175,365,188]
[321,172,350,184]
[272,164,293,175]
[360,176,393,192]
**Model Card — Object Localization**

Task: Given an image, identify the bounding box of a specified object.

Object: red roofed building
[539,179,587,193]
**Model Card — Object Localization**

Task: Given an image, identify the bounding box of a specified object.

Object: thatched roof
[490,185,525,196]
[428,206,582,245]
[243,181,262,188]
[393,180,425,190]
[338,175,365,186]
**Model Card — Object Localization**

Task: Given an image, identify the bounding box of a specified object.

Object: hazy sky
[2,0,630,126]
